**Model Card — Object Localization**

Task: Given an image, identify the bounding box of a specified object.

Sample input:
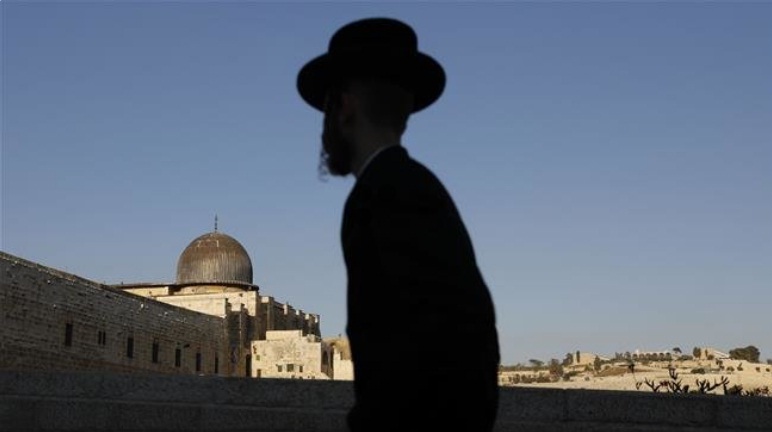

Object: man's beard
[319,111,354,178]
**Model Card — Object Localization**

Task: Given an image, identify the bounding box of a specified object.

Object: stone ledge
[1,371,770,431]
[0,370,354,409]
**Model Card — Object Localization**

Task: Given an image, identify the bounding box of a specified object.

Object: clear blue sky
[2,1,770,365]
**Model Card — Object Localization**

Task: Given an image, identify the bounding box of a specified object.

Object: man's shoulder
[356,151,452,212]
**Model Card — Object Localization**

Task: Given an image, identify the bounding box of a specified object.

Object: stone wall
[251,330,331,379]
[260,297,321,338]
[1,370,770,431]
[154,291,259,318]
[331,347,354,380]
[0,252,231,376]
[124,285,322,339]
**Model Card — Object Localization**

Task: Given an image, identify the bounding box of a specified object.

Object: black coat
[341,146,500,431]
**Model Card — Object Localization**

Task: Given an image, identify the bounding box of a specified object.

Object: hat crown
[297,17,445,113]
[328,18,418,55]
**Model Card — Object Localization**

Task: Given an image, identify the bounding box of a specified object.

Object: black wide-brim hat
[297,17,446,113]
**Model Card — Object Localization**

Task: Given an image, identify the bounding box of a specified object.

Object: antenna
[214,214,218,232]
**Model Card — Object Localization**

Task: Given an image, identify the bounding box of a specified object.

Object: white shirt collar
[355,145,395,179]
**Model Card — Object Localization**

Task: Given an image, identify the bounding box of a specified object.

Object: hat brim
[297,51,446,114]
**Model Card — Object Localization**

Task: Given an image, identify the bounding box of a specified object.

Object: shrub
[563,371,579,380]
[635,368,769,397]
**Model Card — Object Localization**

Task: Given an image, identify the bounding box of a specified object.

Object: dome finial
[214,214,218,232]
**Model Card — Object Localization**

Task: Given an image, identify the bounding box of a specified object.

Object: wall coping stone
[1,370,770,431]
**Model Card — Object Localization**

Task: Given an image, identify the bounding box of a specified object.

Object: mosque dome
[176,230,253,285]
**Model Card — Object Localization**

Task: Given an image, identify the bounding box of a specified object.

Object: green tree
[693,347,702,358]
[562,353,573,366]
[593,356,602,372]
[529,359,544,368]
[548,358,563,376]
[729,345,760,363]
[672,347,682,355]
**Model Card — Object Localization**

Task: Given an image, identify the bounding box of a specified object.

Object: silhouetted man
[297,17,500,432]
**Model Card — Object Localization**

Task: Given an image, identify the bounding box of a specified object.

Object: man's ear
[339,92,357,123]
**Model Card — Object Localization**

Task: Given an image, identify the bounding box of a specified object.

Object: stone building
[568,351,601,367]
[0,228,353,380]
[251,330,330,379]
[117,228,323,377]
[1,250,228,375]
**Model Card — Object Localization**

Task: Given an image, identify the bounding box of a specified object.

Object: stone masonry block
[496,387,565,423]
[495,421,730,432]
[200,406,348,432]
[112,401,203,431]
[100,373,214,404]
[566,389,716,427]
[716,396,772,430]
[35,399,114,431]
[209,377,352,409]
[0,397,38,431]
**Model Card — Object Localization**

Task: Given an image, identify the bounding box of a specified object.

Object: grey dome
[176,231,253,284]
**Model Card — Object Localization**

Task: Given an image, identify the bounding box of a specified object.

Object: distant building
[693,347,730,360]
[252,330,330,379]
[568,351,603,367]
[630,349,673,361]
